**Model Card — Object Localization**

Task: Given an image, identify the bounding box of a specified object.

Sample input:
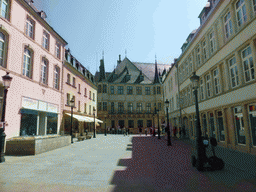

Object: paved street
[1,135,256,192]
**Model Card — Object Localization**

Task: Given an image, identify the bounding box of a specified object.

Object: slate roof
[95,57,172,84]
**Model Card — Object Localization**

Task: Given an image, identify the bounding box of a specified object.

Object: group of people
[137,126,186,138]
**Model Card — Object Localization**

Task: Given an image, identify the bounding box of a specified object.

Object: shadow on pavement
[110,136,256,192]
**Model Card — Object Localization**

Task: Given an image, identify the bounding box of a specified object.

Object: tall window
[118,102,124,113]
[157,86,161,94]
[146,103,151,113]
[0,32,6,67]
[145,87,150,95]
[98,85,102,93]
[206,74,211,98]
[224,12,233,39]
[196,46,201,66]
[200,79,205,100]
[93,93,95,101]
[73,77,76,87]
[158,103,162,111]
[110,86,114,94]
[84,103,87,113]
[117,86,124,95]
[89,91,91,99]
[78,101,81,112]
[241,46,254,82]
[25,17,35,39]
[111,102,114,113]
[213,68,220,95]
[89,105,91,115]
[67,73,70,84]
[253,0,256,12]
[153,87,156,94]
[98,102,102,111]
[66,93,70,105]
[0,0,8,19]
[137,103,142,113]
[136,87,142,95]
[103,102,107,111]
[236,0,247,27]
[229,57,239,87]
[84,88,87,97]
[42,30,50,50]
[128,103,133,113]
[234,106,246,144]
[103,84,107,93]
[78,84,81,93]
[23,47,32,78]
[127,86,133,95]
[54,66,60,90]
[55,42,61,59]
[202,40,207,61]
[209,32,215,54]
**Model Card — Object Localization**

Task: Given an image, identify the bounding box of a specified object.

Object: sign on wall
[22,97,58,113]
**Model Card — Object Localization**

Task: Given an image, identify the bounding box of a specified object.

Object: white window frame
[235,0,247,27]
[206,74,212,98]
[202,40,207,61]
[41,58,48,84]
[241,46,255,82]
[0,32,5,67]
[55,42,61,59]
[23,47,32,78]
[213,68,221,95]
[253,0,256,13]
[26,17,34,39]
[209,31,216,54]
[224,11,233,39]
[54,66,60,90]
[196,46,201,66]
[42,30,49,50]
[200,78,205,100]
[0,0,8,19]
[229,57,239,88]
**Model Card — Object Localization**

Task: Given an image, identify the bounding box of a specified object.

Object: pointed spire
[99,52,106,82]
[125,49,127,58]
[153,55,160,84]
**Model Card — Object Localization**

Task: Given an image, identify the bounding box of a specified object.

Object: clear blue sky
[33,0,208,75]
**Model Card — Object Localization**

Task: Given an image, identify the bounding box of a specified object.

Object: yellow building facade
[96,55,171,134]
[164,0,256,155]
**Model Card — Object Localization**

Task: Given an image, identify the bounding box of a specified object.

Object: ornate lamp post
[165,99,171,146]
[190,72,206,171]
[104,115,107,136]
[93,107,96,138]
[152,108,156,137]
[0,72,12,163]
[70,96,75,144]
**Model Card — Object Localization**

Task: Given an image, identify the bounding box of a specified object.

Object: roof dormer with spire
[153,55,160,84]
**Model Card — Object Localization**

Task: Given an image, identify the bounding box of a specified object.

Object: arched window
[41,58,48,84]
[54,66,60,90]
[23,47,33,78]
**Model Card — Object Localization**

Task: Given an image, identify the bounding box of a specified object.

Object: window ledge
[78,92,81,94]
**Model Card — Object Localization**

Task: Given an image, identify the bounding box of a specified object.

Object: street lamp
[165,99,171,146]
[104,115,107,136]
[0,72,12,163]
[70,96,75,144]
[157,108,160,139]
[93,107,96,138]
[190,72,206,171]
[152,108,156,137]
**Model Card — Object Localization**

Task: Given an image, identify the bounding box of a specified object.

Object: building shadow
[110,136,256,192]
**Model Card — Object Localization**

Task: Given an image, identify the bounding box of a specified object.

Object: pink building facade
[0,0,67,139]
[61,49,99,136]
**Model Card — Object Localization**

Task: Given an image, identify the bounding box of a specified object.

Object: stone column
[44,116,47,135]
[36,115,40,136]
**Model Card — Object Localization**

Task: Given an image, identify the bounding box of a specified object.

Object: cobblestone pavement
[0,135,256,192]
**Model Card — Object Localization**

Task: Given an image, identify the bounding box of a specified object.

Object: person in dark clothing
[173,127,177,138]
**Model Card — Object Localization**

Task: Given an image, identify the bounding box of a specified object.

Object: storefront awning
[66,113,103,123]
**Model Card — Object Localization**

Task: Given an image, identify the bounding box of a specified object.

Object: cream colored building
[164,0,256,156]
[95,55,171,134]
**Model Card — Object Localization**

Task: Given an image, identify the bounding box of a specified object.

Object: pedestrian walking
[139,127,142,136]
[123,127,126,136]
[179,127,182,138]
[173,126,177,138]
[182,126,186,138]
[145,127,148,136]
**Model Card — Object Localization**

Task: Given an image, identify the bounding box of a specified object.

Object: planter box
[5,135,71,156]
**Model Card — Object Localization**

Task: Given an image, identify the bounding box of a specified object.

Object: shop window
[202,114,208,137]
[234,106,246,144]
[20,113,37,136]
[47,115,57,134]
[128,120,134,128]
[147,120,152,127]
[138,120,143,128]
[248,104,256,146]
[217,111,225,142]
[209,112,216,138]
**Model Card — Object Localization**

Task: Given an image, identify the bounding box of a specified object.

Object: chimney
[117,54,121,65]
